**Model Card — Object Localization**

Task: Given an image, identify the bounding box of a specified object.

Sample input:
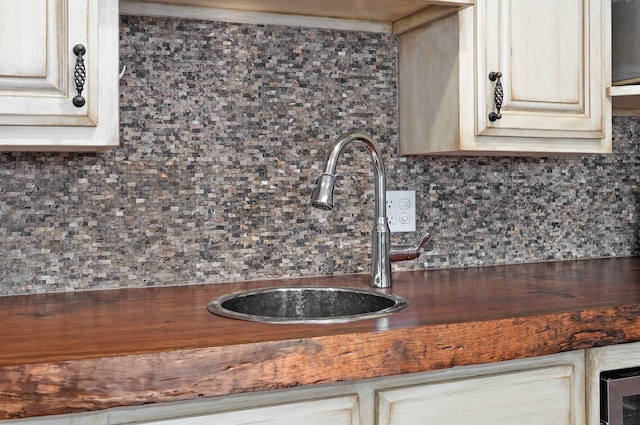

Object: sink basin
[207,286,408,324]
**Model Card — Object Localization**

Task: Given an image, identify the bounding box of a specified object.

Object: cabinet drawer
[377,365,579,425]
[126,395,360,425]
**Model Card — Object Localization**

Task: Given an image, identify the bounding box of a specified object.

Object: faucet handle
[389,231,431,262]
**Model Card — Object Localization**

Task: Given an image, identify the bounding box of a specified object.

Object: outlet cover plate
[386,190,416,232]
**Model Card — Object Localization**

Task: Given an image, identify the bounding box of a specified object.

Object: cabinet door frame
[0,0,119,152]
[0,0,97,127]
[475,0,604,138]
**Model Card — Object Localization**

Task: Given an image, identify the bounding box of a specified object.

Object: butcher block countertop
[3,256,640,419]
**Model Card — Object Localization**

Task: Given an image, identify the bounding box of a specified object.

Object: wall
[0,16,638,295]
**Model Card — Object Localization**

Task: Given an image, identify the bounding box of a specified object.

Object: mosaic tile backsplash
[0,16,638,295]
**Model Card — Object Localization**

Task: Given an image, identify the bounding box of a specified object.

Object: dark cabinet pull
[72,44,86,107]
[488,71,503,121]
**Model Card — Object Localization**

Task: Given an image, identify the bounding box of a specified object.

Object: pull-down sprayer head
[310,131,387,219]
[310,173,336,211]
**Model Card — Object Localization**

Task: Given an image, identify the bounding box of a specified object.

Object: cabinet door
[476,0,605,139]
[0,0,119,151]
[0,0,96,126]
[128,395,360,425]
[377,365,582,425]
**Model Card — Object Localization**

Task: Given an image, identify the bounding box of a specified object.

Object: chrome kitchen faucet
[311,130,430,289]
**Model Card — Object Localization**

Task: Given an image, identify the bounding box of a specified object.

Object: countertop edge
[3,302,640,419]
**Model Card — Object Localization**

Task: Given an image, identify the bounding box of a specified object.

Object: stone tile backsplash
[0,16,638,295]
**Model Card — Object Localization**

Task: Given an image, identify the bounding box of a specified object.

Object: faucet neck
[322,131,387,221]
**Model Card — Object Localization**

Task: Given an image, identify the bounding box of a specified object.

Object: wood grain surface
[2,257,640,418]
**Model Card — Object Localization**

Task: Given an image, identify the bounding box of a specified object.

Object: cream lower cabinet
[0,0,119,151]
[398,0,611,155]
[586,341,640,425]
[378,364,581,425]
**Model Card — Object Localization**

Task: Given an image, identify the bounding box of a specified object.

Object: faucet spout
[311,131,392,288]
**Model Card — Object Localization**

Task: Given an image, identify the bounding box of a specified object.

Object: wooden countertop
[3,257,640,419]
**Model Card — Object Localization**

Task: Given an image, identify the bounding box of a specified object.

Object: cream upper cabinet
[0,0,119,151]
[399,0,612,155]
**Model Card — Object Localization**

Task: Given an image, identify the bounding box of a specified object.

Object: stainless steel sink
[207,286,408,324]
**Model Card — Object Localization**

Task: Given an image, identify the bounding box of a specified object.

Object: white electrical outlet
[386,190,416,232]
